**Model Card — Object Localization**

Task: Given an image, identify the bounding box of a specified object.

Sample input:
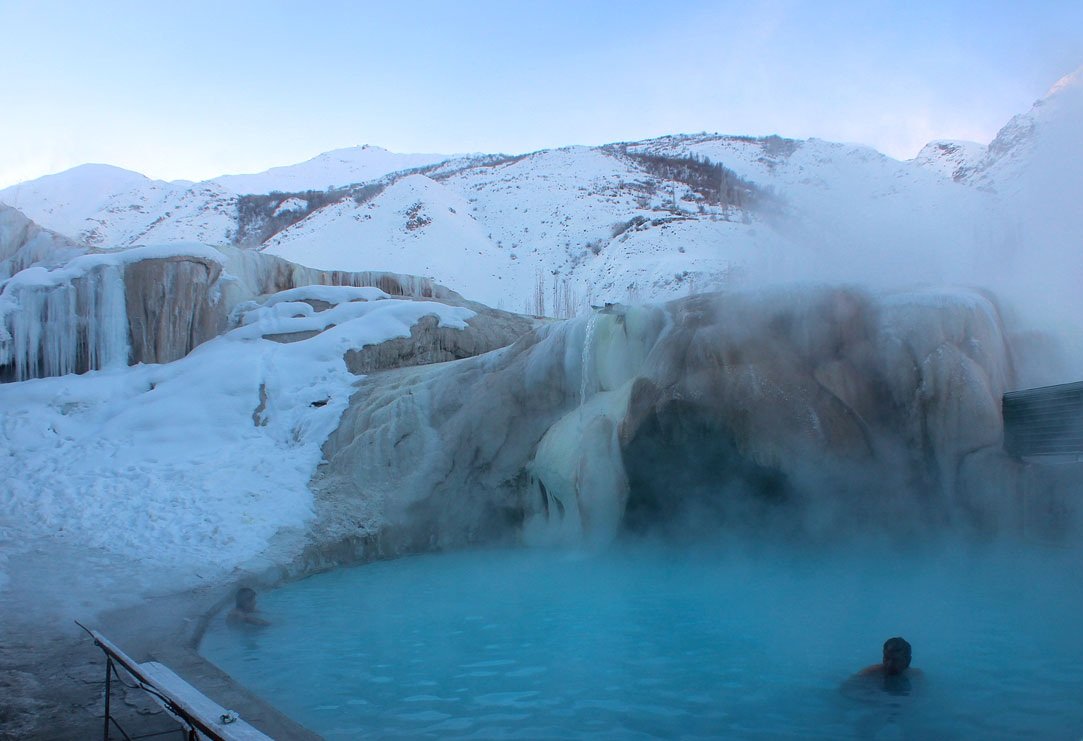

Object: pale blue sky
[1,0,1080,188]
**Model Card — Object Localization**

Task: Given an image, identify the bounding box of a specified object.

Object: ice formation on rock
[1,260,128,381]
[0,243,471,382]
[317,287,1022,548]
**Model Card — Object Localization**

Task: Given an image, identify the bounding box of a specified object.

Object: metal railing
[77,622,231,741]
[1003,380,1083,458]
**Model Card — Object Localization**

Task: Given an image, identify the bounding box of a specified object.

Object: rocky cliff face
[0,244,474,382]
[316,287,1021,547]
[124,255,226,365]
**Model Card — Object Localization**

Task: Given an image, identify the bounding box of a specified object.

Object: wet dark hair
[235,587,257,609]
[883,636,912,666]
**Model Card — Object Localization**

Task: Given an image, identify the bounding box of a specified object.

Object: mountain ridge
[1,69,1079,318]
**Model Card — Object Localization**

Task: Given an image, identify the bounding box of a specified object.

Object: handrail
[76,621,259,741]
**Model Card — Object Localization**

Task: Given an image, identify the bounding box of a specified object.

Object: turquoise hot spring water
[200,541,1083,739]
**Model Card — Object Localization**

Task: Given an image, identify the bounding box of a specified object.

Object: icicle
[43,281,77,378]
[580,311,600,408]
[83,264,129,372]
[3,262,130,382]
[13,282,45,381]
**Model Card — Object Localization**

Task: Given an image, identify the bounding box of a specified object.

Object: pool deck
[0,580,320,740]
[1,527,432,740]
[1,520,457,741]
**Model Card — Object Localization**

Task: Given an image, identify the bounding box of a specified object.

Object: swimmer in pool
[851,636,922,695]
[227,587,270,626]
[841,638,929,737]
[860,637,918,678]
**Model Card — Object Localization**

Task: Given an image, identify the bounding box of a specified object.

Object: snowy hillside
[627,135,997,287]
[265,144,780,311]
[263,174,511,306]
[958,68,1083,190]
[264,131,1005,311]
[946,68,1083,339]
[0,147,454,250]
[913,140,986,180]
[0,164,163,243]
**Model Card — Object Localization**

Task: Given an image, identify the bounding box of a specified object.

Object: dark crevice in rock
[621,397,791,537]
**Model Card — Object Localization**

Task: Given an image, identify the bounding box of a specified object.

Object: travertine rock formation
[317,287,1019,546]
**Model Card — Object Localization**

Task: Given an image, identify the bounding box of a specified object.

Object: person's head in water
[228,587,270,626]
[235,587,257,613]
[882,637,911,676]
[847,636,919,694]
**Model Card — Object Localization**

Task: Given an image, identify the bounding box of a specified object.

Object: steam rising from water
[202,539,1083,739]
[739,72,1083,385]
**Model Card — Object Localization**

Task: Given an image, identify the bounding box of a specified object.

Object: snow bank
[0,290,475,621]
[235,291,474,346]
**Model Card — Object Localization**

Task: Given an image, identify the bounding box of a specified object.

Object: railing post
[103,656,112,741]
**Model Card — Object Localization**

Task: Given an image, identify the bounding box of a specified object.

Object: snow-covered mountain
[259,129,1002,311]
[0,164,235,248]
[913,140,985,180]
[945,69,1083,339]
[0,146,454,250]
[211,144,452,194]
[0,163,161,242]
[261,145,772,312]
[2,68,1080,319]
[957,69,1083,190]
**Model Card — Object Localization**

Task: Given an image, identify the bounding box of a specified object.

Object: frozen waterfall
[1,262,129,381]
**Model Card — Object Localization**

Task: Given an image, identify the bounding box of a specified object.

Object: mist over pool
[201,539,1083,739]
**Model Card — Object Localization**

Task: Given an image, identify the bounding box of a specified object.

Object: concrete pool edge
[91,525,443,740]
